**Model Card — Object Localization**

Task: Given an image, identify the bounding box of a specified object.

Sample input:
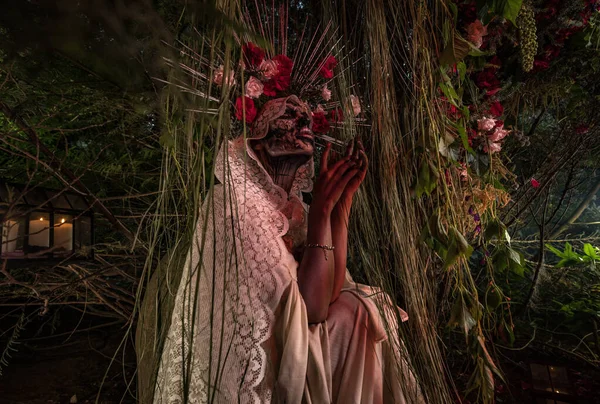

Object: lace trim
[155,138,313,403]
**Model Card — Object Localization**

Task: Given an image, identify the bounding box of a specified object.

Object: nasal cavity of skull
[283,108,310,128]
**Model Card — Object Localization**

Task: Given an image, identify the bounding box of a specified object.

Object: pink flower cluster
[476,116,510,153]
[466,20,487,49]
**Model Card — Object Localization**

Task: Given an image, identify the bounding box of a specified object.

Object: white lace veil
[153,96,315,403]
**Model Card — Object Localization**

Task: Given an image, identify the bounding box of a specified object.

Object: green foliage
[477,0,524,25]
[546,242,600,268]
[415,159,439,198]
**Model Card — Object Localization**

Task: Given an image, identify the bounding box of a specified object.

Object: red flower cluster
[475,68,501,96]
[312,112,330,133]
[235,96,258,123]
[243,42,265,68]
[488,101,504,118]
[330,108,344,123]
[530,178,540,189]
[319,56,337,79]
[263,55,293,96]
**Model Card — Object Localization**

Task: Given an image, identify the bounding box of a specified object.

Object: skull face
[258,97,314,158]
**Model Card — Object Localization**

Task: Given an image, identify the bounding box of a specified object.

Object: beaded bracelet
[305,243,335,260]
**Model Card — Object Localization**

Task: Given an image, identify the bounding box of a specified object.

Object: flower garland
[212,42,362,136]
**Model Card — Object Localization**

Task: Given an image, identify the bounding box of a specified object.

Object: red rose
[488,101,504,117]
[262,55,293,96]
[235,96,257,123]
[533,59,550,71]
[494,120,504,128]
[263,81,277,97]
[242,42,265,68]
[272,55,293,76]
[447,104,462,120]
[330,108,344,123]
[319,56,337,79]
[530,178,540,189]
[312,112,330,133]
[263,74,291,96]
[476,68,500,90]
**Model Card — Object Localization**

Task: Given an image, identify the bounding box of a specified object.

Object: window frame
[0,205,93,260]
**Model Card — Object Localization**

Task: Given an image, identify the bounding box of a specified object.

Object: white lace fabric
[154,137,313,403]
[153,137,411,403]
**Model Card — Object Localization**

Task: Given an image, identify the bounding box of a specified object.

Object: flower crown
[212,41,362,140]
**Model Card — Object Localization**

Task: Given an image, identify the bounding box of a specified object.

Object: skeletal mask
[251,95,315,159]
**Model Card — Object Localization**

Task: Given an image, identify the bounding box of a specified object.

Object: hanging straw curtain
[135,0,457,402]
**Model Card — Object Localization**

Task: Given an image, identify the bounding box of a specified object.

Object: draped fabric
[151,137,421,403]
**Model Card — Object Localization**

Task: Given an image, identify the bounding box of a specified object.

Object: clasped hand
[310,140,368,219]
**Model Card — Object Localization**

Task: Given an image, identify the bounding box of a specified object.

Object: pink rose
[259,59,279,79]
[488,126,509,142]
[321,85,331,101]
[314,104,326,113]
[245,76,264,98]
[477,117,496,131]
[349,95,361,116]
[484,141,502,153]
[213,65,236,87]
[467,20,487,48]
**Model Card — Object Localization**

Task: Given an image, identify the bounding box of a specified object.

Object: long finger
[320,142,331,174]
[329,159,358,186]
[345,139,354,159]
[357,150,368,181]
[330,168,360,200]
[352,139,361,161]
[328,154,352,174]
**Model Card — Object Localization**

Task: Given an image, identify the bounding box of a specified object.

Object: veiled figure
[137,94,423,403]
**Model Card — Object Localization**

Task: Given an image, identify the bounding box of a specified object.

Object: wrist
[306,213,331,244]
[332,196,352,217]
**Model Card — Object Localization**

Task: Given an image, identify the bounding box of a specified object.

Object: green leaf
[453,227,474,258]
[439,82,458,105]
[457,124,475,154]
[444,232,460,269]
[545,243,565,258]
[457,61,467,83]
[510,259,525,277]
[492,249,509,273]
[415,160,430,198]
[503,0,524,25]
[484,220,505,241]
[440,44,457,67]
[583,243,600,260]
[504,321,515,346]
[507,247,521,264]
[504,229,512,245]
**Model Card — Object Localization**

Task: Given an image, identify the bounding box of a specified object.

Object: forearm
[331,203,350,303]
[297,209,334,323]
